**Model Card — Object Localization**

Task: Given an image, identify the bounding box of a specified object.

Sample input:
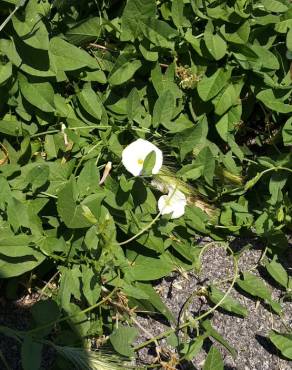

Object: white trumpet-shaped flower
[158,186,187,219]
[122,139,163,177]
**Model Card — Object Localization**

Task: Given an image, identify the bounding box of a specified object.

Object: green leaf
[21,336,43,370]
[214,84,241,116]
[109,326,138,357]
[216,105,242,142]
[80,69,107,83]
[163,114,194,133]
[151,62,181,96]
[202,320,237,358]
[19,74,55,113]
[26,164,49,192]
[261,0,288,13]
[171,0,190,28]
[0,253,45,278]
[46,161,74,195]
[127,87,142,121]
[81,265,101,305]
[251,45,279,70]
[203,345,224,370]
[196,146,215,186]
[0,235,45,278]
[120,281,150,300]
[0,62,12,85]
[120,0,156,41]
[31,299,60,326]
[57,178,95,228]
[244,172,263,191]
[39,236,66,255]
[177,165,204,181]
[0,119,31,136]
[257,90,292,114]
[221,22,250,44]
[236,272,282,314]
[139,43,158,61]
[141,18,177,49]
[49,37,98,72]
[136,282,175,324]
[58,267,80,310]
[237,272,271,300]
[142,150,156,175]
[287,28,292,51]
[65,17,101,45]
[204,31,227,60]
[64,302,91,337]
[283,116,292,146]
[197,69,231,101]
[108,55,142,86]
[0,34,57,76]
[76,160,100,197]
[152,89,175,128]
[208,285,248,317]
[266,258,289,289]
[269,331,292,360]
[0,235,37,258]
[77,83,102,120]
[181,336,205,361]
[125,254,173,281]
[171,118,208,159]
[275,19,292,33]
[12,14,49,50]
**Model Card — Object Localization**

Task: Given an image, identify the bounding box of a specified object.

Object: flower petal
[122,139,163,176]
[168,186,187,203]
[170,203,186,219]
[158,188,187,219]
[158,195,174,215]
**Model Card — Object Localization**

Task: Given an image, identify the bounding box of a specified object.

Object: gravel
[135,239,292,369]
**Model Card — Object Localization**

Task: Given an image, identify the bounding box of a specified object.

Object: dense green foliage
[0,0,292,368]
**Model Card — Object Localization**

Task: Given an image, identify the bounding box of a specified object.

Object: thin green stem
[74,141,103,176]
[30,130,60,138]
[178,242,227,328]
[188,100,197,122]
[131,126,162,138]
[119,185,189,246]
[30,126,109,138]
[134,243,238,351]
[118,212,161,246]
[244,166,292,192]
[64,233,75,265]
[39,271,60,299]
[39,191,58,199]
[69,125,109,130]
[0,4,20,32]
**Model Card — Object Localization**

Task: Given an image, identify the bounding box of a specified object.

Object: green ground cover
[0,0,292,368]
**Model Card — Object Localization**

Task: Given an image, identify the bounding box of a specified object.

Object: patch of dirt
[0,293,55,370]
[135,240,292,370]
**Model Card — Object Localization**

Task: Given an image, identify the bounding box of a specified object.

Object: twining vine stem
[134,243,239,351]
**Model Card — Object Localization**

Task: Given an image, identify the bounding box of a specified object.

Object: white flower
[122,139,163,177]
[158,186,187,219]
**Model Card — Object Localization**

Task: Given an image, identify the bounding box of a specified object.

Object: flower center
[137,158,144,165]
[165,198,173,206]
